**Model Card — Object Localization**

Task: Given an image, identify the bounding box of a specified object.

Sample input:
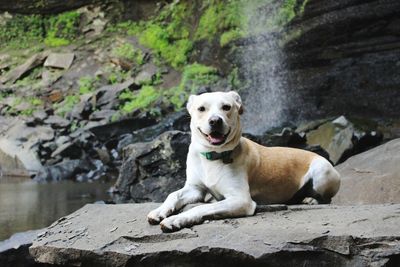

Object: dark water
[0,176,114,241]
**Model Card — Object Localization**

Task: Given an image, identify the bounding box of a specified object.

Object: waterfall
[240,1,289,135]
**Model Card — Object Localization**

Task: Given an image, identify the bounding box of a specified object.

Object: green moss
[44,36,70,47]
[220,29,243,47]
[166,63,219,110]
[119,85,161,113]
[78,76,96,94]
[195,0,244,46]
[299,0,309,15]
[139,23,192,69]
[0,10,81,50]
[44,11,81,47]
[112,2,193,69]
[112,42,144,65]
[3,96,43,116]
[55,95,80,117]
[0,14,45,49]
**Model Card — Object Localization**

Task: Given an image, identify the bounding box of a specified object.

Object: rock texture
[239,0,400,133]
[30,203,400,266]
[114,131,190,202]
[333,138,400,205]
[0,229,43,267]
[0,0,98,14]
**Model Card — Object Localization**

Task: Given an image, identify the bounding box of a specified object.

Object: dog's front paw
[147,206,175,225]
[160,215,192,233]
[147,209,166,225]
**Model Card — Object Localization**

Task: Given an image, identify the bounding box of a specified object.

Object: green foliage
[220,29,243,47]
[166,63,219,110]
[44,11,81,47]
[271,0,297,28]
[54,95,80,117]
[112,43,144,65]
[78,76,96,94]
[3,96,43,116]
[299,0,309,15]
[0,14,45,49]
[227,67,241,89]
[119,86,161,113]
[195,0,243,46]
[0,10,81,50]
[114,2,193,69]
[138,24,192,69]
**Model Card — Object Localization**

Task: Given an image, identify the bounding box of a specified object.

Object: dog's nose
[209,116,223,127]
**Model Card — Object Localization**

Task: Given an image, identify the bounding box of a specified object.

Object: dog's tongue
[208,132,225,144]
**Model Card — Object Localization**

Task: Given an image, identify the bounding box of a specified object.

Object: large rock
[333,138,400,205]
[306,116,354,164]
[114,131,190,202]
[29,203,400,266]
[0,51,49,84]
[0,119,54,175]
[0,229,43,267]
[44,53,75,70]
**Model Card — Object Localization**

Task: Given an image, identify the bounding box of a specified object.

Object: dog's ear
[186,94,196,114]
[229,91,243,115]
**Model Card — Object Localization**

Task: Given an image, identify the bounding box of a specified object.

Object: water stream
[0,176,113,241]
[240,1,289,135]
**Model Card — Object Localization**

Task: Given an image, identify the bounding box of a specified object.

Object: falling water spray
[240,2,289,135]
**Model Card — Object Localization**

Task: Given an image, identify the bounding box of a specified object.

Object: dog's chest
[198,160,230,200]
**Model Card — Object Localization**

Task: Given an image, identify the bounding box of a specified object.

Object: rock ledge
[29,203,400,266]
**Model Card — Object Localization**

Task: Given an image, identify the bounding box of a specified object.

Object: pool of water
[0,176,114,241]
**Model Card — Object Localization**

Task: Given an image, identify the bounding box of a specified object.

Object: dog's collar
[200,146,238,164]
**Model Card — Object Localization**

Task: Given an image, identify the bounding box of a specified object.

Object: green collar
[200,149,235,164]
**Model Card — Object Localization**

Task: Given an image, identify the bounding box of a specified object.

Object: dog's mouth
[198,128,230,146]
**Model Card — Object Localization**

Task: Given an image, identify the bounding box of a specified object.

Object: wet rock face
[29,203,400,267]
[285,0,400,120]
[114,131,190,202]
[238,0,400,132]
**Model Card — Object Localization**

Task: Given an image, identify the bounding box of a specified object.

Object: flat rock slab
[44,53,75,69]
[30,203,400,266]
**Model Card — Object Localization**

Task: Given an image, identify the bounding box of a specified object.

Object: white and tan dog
[147,91,340,232]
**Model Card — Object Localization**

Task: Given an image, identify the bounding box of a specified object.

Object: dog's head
[186,91,243,148]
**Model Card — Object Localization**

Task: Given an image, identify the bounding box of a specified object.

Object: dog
[147,91,340,232]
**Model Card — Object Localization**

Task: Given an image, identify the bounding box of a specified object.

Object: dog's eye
[222,104,231,111]
[198,106,206,112]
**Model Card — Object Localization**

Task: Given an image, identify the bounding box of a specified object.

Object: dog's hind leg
[304,157,341,204]
[147,184,206,225]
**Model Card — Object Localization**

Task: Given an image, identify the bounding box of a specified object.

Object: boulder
[0,51,49,84]
[133,63,158,85]
[306,116,354,164]
[88,116,157,142]
[114,131,190,202]
[44,53,75,70]
[333,138,400,205]
[0,120,54,175]
[95,79,136,110]
[125,110,190,145]
[29,203,400,266]
[34,159,91,182]
[0,229,43,267]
